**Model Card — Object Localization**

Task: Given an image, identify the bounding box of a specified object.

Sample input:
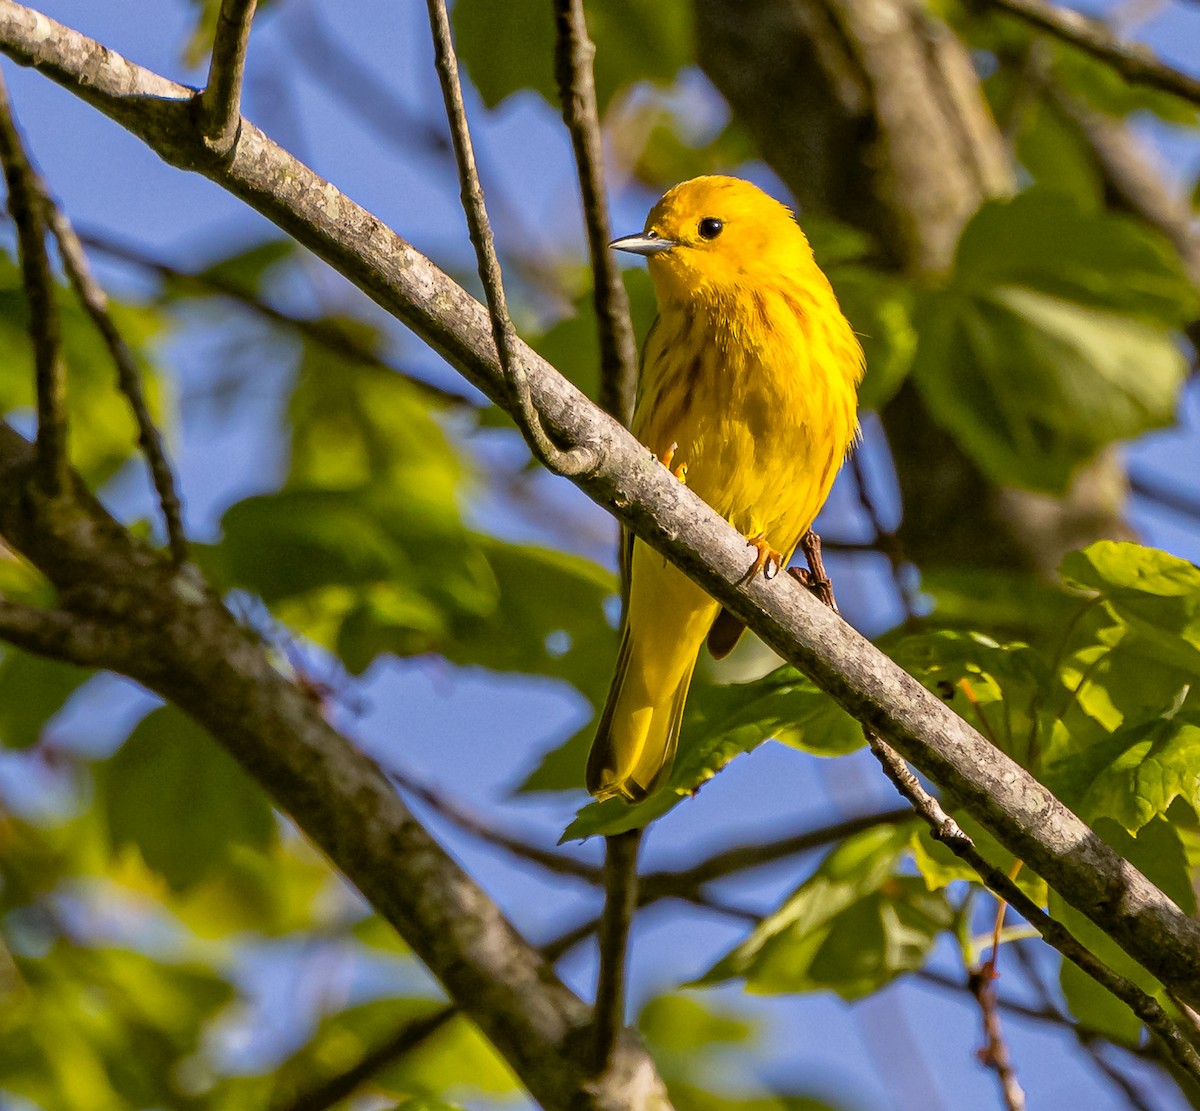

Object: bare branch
[199,0,257,155]
[277,1006,455,1111]
[552,0,638,426]
[44,210,188,565]
[423,0,599,478]
[0,69,67,495]
[969,962,1027,1111]
[79,231,475,409]
[593,829,641,1070]
[6,0,1200,1041]
[986,0,1200,106]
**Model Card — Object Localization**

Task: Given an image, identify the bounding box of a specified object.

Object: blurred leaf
[562,666,863,837]
[454,0,692,111]
[953,191,1198,324]
[0,253,167,488]
[638,993,756,1053]
[921,565,1079,640]
[1059,957,1142,1045]
[909,810,1048,907]
[699,825,950,999]
[914,284,1185,494]
[666,1086,845,1111]
[266,1001,516,1105]
[182,0,281,66]
[190,237,295,297]
[1051,45,1200,127]
[0,650,91,749]
[834,270,917,412]
[1,943,231,1110]
[101,707,275,892]
[532,268,657,405]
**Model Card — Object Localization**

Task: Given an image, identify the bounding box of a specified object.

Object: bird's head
[610,175,820,306]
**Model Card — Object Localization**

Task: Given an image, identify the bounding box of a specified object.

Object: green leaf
[913,284,1186,493]
[953,190,1199,324]
[888,630,1051,767]
[828,266,917,411]
[697,825,951,999]
[1060,541,1200,674]
[561,667,863,837]
[453,0,692,110]
[101,707,275,892]
[1052,818,1192,1041]
[0,650,92,749]
[921,565,1080,640]
[1043,714,1200,834]
[638,994,756,1054]
[532,269,658,405]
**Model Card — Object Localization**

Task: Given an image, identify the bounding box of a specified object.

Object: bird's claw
[742,534,783,582]
[659,442,688,484]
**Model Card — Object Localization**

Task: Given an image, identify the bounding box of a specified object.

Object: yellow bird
[586,175,864,803]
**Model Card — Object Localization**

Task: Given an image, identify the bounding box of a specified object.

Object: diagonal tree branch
[986,0,1200,106]
[0,67,67,496]
[552,0,638,427]
[5,0,1200,1049]
[199,0,258,155]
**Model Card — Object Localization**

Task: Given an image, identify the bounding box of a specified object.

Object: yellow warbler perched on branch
[586,175,864,803]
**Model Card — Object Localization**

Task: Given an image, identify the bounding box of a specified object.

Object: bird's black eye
[698,217,723,240]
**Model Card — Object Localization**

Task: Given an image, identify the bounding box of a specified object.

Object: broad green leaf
[954,191,1198,324]
[889,630,1050,767]
[101,707,276,892]
[561,667,863,837]
[1060,541,1200,674]
[920,565,1079,640]
[1042,714,1200,834]
[191,238,295,297]
[913,284,1186,493]
[664,1087,844,1111]
[697,825,951,999]
[0,650,92,749]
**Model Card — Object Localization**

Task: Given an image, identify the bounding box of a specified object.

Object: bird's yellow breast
[634,278,861,558]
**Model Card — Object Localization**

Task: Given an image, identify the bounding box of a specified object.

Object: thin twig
[276,1005,454,1111]
[199,0,257,155]
[423,0,599,477]
[46,210,188,565]
[968,898,1027,1111]
[79,231,474,409]
[388,766,602,883]
[592,827,640,1070]
[799,545,1200,1085]
[1129,468,1200,525]
[0,70,68,496]
[552,0,638,427]
[986,0,1200,106]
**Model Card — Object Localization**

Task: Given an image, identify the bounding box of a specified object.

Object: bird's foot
[658,442,688,484]
[742,533,783,582]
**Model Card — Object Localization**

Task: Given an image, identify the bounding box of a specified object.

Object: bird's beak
[609,232,676,256]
